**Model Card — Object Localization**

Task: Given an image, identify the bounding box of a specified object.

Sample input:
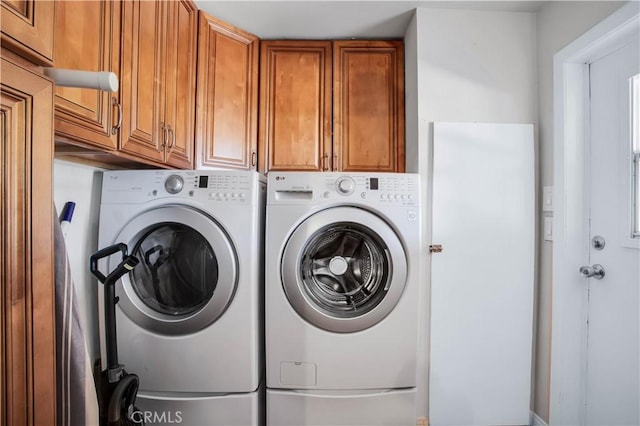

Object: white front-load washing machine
[98,170,265,426]
[265,172,421,426]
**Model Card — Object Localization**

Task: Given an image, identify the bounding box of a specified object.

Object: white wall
[534,1,624,422]
[404,7,537,418]
[405,4,627,421]
[53,159,105,363]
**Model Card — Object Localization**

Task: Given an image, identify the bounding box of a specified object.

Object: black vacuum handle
[90,243,129,284]
[90,242,139,378]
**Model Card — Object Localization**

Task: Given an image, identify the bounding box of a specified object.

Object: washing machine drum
[281,206,408,333]
[110,205,238,335]
[130,223,216,316]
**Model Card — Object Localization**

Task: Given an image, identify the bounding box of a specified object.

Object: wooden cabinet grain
[53,0,121,151]
[119,0,197,168]
[1,0,54,66]
[163,0,198,168]
[333,41,405,173]
[1,50,56,426]
[196,12,259,170]
[259,40,405,173]
[259,41,332,172]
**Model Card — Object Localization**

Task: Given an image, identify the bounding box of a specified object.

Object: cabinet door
[196,12,259,170]
[163,0,197,169]
[0,0,54,65]
[333,41,405,172]
[119,0,165,164]
[1,52,55,426]
[259,41,333,172]
[53,0,121,150]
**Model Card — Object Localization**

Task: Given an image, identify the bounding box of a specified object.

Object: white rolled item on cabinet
[43,68,118,92]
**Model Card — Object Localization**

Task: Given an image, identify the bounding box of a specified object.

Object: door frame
[550,3,639,425]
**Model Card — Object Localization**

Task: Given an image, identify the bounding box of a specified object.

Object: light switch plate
[544,216,553,241]
[543,186,553,212]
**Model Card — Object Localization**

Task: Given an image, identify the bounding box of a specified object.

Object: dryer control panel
[193,173,252,202]
[268,172,420,207]
[101,170,263,205]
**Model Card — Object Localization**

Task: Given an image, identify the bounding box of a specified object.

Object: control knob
[164,175,184,194]
[336,177,355,195]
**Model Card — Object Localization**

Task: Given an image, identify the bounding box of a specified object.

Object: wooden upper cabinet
[333,41,405,173]
[53,0,121,151]
[259,41,333,172]
[163,0,197,169]
[196,12,259,170]
[1,0,54,66]
[259,40,404,173]
[120,0,165,164]
[1,51,55,426]
[120,0,196,168]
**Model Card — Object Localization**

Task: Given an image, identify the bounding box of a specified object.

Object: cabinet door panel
[1,83,28,426]
[1,54,55,425]
[260,41,332,172]
[1,0,54,65]
[164,0,196,169]
[120,0,164,163]
[196,13,258,170]
[53,0,120,150]
[333,41,404,172]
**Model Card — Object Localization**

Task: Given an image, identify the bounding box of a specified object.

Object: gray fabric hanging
[54,208,99,426]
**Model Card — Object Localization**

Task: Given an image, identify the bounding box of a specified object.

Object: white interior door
[429,122,534,426]
[585,38,640,425]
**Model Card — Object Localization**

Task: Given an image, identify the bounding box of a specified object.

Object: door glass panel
[130,223,218,316]
[299,222,390,317]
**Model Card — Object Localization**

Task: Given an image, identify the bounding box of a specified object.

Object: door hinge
[429,244,443,253]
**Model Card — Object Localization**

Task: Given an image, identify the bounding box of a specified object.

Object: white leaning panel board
[429,122,535,425]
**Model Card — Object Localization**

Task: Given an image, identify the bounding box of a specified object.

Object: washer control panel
[325,175,418,205]
[193,173,252,202]
[269,172,419,206]
[102,170,261,204]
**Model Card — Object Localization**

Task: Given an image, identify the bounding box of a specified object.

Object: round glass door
[300,223,390,316]
[129,223,217,316]
[111,205,238,335]
[281,207,407,333]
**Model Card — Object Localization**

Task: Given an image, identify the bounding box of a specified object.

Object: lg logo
[275,175,286,181]
[130,410,183,424]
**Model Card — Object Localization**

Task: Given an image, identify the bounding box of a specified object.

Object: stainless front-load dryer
[265,172,422,425]
[98,170,265,426]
